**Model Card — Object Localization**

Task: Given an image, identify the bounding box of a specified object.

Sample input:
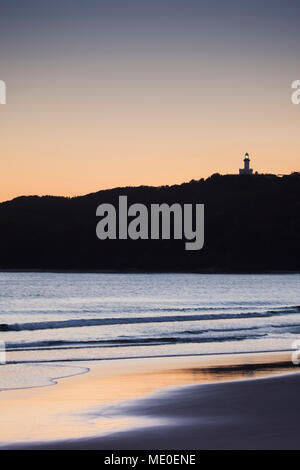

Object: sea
[0,272,299,371]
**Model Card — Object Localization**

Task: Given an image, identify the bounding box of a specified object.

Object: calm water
[0,273,300,365]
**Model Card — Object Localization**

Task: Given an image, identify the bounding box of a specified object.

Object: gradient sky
[0,0,300,201]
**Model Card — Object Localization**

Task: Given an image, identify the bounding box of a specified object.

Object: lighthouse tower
[239,153,253,175]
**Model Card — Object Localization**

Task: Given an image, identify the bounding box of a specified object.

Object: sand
[1,351,299,450]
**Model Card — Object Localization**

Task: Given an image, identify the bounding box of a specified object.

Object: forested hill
[0,173,299,272]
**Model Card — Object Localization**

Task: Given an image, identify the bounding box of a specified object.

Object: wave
[3,304,297,316]
[6,332,268,351]
[1,306,300,332]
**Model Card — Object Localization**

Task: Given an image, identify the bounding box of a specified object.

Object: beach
[1,351,300,450]
[1,0,300,453]
[1,272,300,449]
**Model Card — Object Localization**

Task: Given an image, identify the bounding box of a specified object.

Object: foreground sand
[1,351,299,449]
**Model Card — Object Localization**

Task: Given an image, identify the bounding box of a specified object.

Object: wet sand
[0,351,299,449]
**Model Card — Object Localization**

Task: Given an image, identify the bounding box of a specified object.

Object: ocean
[0,272,299,369]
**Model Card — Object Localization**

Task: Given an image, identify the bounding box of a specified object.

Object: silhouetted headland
[0,173,299,272]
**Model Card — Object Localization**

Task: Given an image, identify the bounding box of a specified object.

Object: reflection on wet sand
[0,352,296,446]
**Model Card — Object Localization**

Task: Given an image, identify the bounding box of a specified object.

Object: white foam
[0,363,88,391]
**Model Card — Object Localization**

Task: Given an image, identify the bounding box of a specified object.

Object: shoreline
[0,351,299,449]
[0,268,300,275]
[1,269,300,274]
[1,349,297,391]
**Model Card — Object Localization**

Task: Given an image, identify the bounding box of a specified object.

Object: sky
[0,0,300,201]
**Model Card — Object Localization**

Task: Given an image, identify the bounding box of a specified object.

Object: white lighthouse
[239,153,253,175]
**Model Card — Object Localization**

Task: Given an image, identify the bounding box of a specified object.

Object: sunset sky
[0,0,300,202]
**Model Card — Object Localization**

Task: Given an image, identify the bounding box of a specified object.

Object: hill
[0,173,299,272]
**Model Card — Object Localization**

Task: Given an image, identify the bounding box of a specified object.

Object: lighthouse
[239,153,253,175]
